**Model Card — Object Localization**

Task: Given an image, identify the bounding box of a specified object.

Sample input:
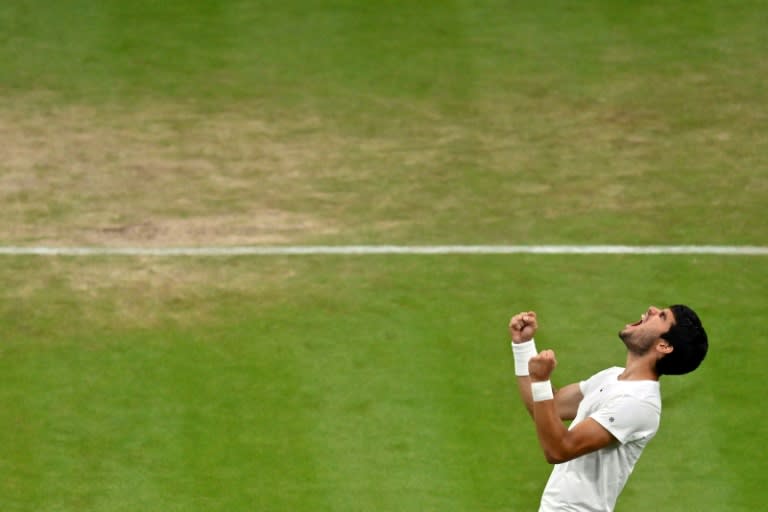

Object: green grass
[2,0,767,245]
[0,255,765,511]
[0,1,767,511]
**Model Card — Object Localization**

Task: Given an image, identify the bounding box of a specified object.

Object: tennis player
[509,306,708,511]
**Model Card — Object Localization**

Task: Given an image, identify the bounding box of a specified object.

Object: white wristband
[511,339,538,376]
[531,380,554,402]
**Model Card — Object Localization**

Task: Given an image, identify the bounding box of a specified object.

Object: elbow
[543,448,571,465]
[541,435,583,464]
[544,452,564,465]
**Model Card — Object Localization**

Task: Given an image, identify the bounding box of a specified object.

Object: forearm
[516,375,534,417]
[512,339,538,416]
[517,376,560,417]
[532,397,570,463]
[508,312,594,463]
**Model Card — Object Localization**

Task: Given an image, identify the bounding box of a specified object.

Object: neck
[619,352,660,381]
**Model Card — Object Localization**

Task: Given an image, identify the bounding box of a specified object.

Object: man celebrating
[509,306,708,511]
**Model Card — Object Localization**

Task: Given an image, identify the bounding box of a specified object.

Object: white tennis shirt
[539,367,661,512]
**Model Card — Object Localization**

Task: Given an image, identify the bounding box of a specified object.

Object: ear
[656,340,674,355]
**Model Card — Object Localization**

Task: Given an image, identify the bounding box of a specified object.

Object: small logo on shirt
[609,417,615,423]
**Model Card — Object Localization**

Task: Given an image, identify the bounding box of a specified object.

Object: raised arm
[509,312,583,421]
[528,351,617,463]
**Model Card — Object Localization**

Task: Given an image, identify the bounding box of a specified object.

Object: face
[619,305,677,355]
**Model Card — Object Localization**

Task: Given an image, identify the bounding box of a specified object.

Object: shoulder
[579,367,624,395]
[619,380,661,408]
[591,393,661,443]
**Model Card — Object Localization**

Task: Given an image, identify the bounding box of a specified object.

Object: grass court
[0,1,766,510]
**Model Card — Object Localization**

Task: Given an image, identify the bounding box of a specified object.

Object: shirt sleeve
[590,395,660,444]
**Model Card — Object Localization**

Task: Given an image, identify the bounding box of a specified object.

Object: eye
[660,312,666,320]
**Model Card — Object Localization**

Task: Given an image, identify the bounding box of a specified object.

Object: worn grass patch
[2,89,766,247]
[0,102,343,245]
[0,256,307,333]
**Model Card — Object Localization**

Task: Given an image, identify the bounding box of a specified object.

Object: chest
[573,380,623,425]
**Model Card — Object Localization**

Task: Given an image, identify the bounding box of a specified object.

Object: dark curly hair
[656,305,708,376]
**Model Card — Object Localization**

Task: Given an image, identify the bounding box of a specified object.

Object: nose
[647,305,660,316]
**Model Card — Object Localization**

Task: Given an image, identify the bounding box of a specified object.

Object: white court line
[0,245,766,256]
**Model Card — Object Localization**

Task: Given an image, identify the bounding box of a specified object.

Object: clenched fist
[509,311,538,343]
[529,350,557,382]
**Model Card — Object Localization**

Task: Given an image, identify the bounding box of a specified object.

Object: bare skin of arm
[529,350,617,464]
[510,311,616,463]
[509,312,582,420]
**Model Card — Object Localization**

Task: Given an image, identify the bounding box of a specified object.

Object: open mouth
[627,314,647,327]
